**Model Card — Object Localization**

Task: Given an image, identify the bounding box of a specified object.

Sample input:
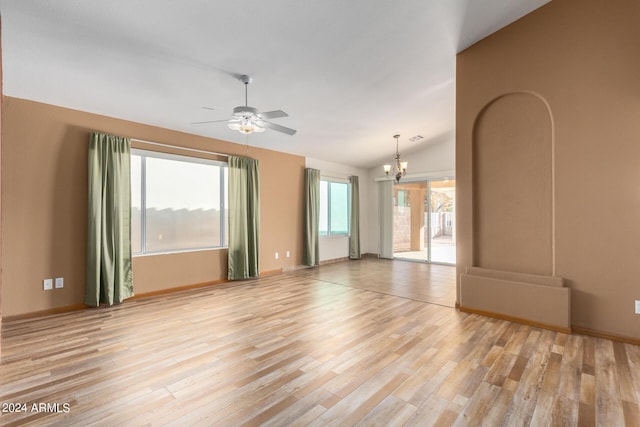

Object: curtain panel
[228,156,260,280]
[349,175,361,259]
[303,168,320,266]
[379,179,394,259]
[86,132,134,307]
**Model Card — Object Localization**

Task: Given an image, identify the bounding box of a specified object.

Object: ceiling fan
[192,75,296,136]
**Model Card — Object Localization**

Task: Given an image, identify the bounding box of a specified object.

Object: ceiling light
[228,105,266,134]
[193,75,296,136]
[226,80,266,135]
[383,134,408,183]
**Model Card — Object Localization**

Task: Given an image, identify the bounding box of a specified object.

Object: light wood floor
[295,258,457,308]
[1,260,639,426]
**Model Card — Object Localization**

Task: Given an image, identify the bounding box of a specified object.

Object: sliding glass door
[392,179,456,264]
[429,179,456,264]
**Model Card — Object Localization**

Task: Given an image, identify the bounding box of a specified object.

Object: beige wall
[457,0,640,339]
[473,92,553,275]
[1,97,305,317]
[0,19,3,353]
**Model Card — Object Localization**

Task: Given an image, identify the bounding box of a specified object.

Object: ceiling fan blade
[191,119,229,125]
[259,110,288,119]
[263,120,297,135]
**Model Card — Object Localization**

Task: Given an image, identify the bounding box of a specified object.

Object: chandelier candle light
[383,134,408,182]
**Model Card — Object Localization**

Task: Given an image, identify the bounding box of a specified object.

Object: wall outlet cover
[55,277,64,289]
[635,300,640,315]
[43,278,53,291]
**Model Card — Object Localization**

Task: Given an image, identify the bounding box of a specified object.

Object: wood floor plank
[435,359,486,401]
[480,321,548,425]
[0,259,638,425]
[578,402,596,427]
[594,338,626,426]
[529,351,563,424]
[625,343,640,408]
[613,341,637,405]
[311,371,410,426]
[452,381,501,426]
[404,395,451,427]
[479,388,515,426]
[393,358,457,407]
[556,334,583,404]
[355,395,416,427]
[261,387,331,427]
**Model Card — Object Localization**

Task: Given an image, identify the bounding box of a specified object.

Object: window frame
[131,148,228,256]
[319,178,351,237]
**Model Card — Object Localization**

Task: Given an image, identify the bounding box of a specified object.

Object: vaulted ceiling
[0,0,550,167]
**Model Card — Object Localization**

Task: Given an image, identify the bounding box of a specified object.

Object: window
[131,149,227,254]
[319,179,350,236]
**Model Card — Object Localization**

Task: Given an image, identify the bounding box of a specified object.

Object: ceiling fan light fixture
[231,117,267,134]
[239,120,256,134]
[193,74,296,136]
[232,106,259,117]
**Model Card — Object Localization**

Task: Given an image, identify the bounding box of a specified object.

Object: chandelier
[383,134,408,182]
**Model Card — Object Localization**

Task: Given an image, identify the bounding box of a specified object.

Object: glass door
[392,179,456,264]
[392,182,427,261]
[429,179,456,264]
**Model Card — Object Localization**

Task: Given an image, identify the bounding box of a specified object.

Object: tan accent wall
[473,92,553,275]
[1,97,304,317]
[0,18,3,355]
[457,0,640,339]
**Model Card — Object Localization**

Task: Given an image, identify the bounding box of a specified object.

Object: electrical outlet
[275,252,279,260]
[43,278,53,291]
[55,277,64,289]
[286,250,290,258]
[635,300,640,315]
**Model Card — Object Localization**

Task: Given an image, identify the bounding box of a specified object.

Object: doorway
[393,179,456,264]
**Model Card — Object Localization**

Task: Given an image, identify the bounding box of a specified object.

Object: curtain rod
[131,138,229,158]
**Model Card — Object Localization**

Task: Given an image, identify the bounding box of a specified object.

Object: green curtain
[349,175,361,259]
[303,168,320,266]
[228,156,260,280]
[379,180,394,259]
[86,132,134,307]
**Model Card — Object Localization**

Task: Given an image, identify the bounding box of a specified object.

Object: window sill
[133,247,227,258]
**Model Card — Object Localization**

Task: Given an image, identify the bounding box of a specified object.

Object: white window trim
[320,178,351,237]
[131,149,228,256]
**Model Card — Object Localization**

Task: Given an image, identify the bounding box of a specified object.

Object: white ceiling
[0,0,549,168]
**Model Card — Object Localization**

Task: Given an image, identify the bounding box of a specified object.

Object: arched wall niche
[472,91,555,276]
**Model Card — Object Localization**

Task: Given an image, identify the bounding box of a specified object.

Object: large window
[319,179,350,236]
[131,149,227,254]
